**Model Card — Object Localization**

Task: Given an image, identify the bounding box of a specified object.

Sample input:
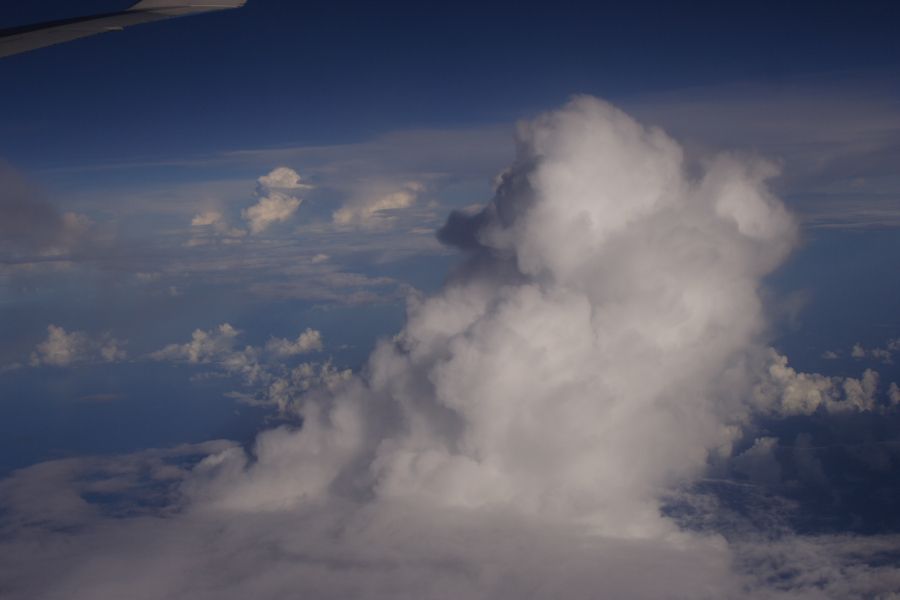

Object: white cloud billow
[151,323,335,411]
[4,97,900,598]
[151,323,241,364]
[849,337,900,364]
[333,181,423,227]
[752,350,894,415]
[242,167,310,234]
[265,328,323,357]
[28,325,126,367]
[195,96,800,533]
[257,166,309,191]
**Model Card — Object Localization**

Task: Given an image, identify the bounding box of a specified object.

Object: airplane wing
[0,1,246,59]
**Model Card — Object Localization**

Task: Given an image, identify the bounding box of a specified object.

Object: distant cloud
[753,350,891,415]
[848,337,899,364]
[242,167,309,234]
[190,210,224,227]
[265,328,323,358]
[27,325,126,367]
[29,326,88,367]
[333,182,423,228]
[0,162,95,263]
[243,193,301,234]
[151,323,240,364]
[189,210,246,241]
[151,323,333,410]
[257,167,310,191]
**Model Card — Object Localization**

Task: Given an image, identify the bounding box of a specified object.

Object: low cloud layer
[2,97,899,598]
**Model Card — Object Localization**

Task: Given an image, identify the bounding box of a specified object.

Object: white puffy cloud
[890,382,900,406]
[151,323,241,364]
[29,325,89,367]
[848,337,899,364]
[753,349,888,415]
[265,328,323,357]
[28,325,126,367]
[187,167,314,240]
[257,166,310,190]
[151,323,331,410]
[731,437,782,485]
[99,337,128,363]
[242,167,309,234]
[242,194,301,234]
[190,210,225,227]
[333,182,423,228]
[188,210,247,248]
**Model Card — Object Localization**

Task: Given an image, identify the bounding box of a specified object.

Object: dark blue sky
[1,1,898,167]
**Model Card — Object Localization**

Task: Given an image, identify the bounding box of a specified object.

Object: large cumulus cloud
[198,96,799,533]
[2,97,899,599]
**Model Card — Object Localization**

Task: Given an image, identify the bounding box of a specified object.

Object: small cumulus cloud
[265,328,323,358]
[188,210,246,246]
[332,181,423,228]
[846,337,899,364]
[243,194,300,234]
[257,166,311,191]
[242,167,309,234]
[27,325,127,367]
[151,323,333,411]
[186,168,311,244]
[753,349,890,415]
[150,323,241,364]
[190,211,225,227]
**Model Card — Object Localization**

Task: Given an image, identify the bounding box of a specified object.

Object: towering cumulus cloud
[12,97,894,598]
[193,97,795,529]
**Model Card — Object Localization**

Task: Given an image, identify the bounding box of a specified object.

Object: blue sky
[2,1,898,166]
[1,2,900,598]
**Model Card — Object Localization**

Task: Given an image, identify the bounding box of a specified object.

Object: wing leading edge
[0,1,246,59]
